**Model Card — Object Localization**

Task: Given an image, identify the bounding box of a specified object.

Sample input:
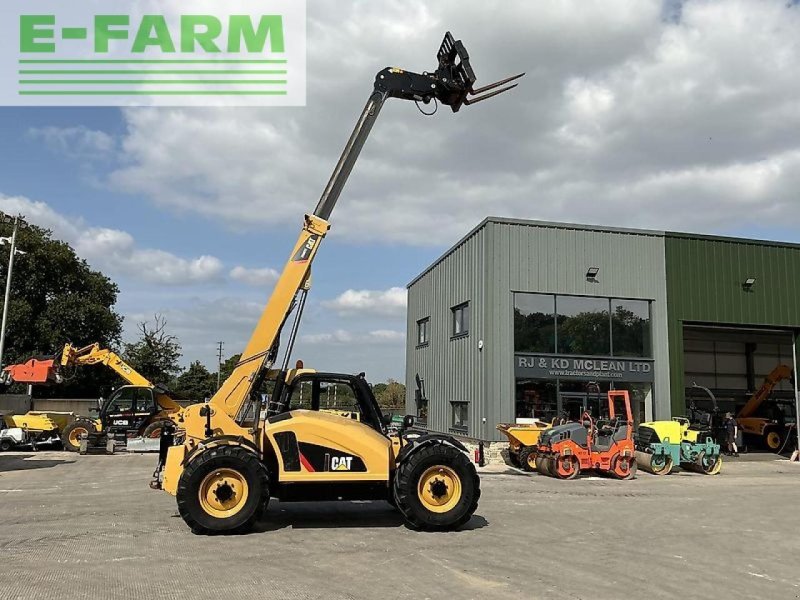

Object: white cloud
[28,126,115,160]
[300,329,405,346]
[100,0,800,244]
[229,265,280,287]
[322,287,407,318]
[0,194,224,285]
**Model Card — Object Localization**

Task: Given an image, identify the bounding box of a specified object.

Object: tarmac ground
[0,451,798,600]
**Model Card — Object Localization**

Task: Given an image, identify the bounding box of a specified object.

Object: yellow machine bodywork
[3,411,72,433]
[639,419,703,444]
[161,367,393,494]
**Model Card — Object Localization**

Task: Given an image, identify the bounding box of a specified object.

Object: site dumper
[496,420,551,471]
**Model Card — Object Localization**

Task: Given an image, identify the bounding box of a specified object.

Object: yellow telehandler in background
[4,342,184,451]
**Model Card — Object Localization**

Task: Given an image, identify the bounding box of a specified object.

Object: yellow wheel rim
[69,427,87,446]
[198,469,249,518]
[766,432,781,450]
[707,455,723,475]
[417,465,462,514]
[527,454,537,470]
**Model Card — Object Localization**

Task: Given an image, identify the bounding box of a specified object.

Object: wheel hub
[429,478,448,499]
[198,469,249,518]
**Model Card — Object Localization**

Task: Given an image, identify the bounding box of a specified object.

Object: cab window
[107,387,154,413]
[288,378,361,419]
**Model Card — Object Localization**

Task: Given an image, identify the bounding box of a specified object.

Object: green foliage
[122,314,182,385]
[173,360,215,402]
[0,223,123,398]
[374,378,405,409]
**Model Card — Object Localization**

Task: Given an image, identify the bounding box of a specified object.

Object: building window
[514,293,555,353]
[611,299,651,357]
[451,302,470,337]
[556,295,610,356]
[513,292,653,359]
[451,401,468,432]
[416,318,429,346]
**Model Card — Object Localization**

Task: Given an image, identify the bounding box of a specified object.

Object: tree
[173,361,215,402]
[0,222,123,398]
[375,379,405,409]
[123,314,181,385]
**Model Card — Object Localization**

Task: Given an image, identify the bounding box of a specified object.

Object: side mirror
[381,412,392,426]
[402,415,415,429]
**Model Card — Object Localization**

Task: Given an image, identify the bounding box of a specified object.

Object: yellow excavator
[4,342,183,451]
[151,32,523,534]
[737,364,794,451]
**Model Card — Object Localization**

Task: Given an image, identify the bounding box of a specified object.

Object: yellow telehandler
[4,342,183,451]
[151,32,523,534]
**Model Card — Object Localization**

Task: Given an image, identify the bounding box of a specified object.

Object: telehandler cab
[151,32,523,534]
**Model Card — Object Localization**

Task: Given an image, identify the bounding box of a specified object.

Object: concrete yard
[0,452,798,600]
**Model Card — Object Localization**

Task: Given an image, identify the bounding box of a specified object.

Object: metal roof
[407,216,800,288]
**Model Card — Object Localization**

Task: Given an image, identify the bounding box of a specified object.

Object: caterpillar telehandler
[151,32,523,534]
[4,342,183,451]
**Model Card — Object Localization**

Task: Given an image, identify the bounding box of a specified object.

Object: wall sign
[515,353,654,382]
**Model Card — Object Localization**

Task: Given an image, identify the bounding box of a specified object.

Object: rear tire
[61,418,97,452]
[177,445,269,535]
[142,419,171,439]
[394,442,480,531]
[553,455,580,480]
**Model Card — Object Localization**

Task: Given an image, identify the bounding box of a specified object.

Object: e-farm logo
[0,0,306,107]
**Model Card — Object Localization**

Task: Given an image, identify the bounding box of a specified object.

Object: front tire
[142,419,172,439]
[0,439,13,452]
[394,442,480,531]
[519,446,537,472]
[61,418,97,452]
[177,445,269,535]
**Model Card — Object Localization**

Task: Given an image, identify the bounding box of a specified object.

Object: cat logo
[331,456,353,471]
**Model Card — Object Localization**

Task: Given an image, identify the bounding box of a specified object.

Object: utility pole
[216,341,224,390]
[0,214,27,371]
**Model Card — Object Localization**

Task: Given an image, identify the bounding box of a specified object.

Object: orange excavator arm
[737,364,794,419]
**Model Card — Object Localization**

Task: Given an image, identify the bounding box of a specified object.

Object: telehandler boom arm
[210,32,524,424]
[737,364,793,419]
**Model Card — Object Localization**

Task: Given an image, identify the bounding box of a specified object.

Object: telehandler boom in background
[152,32,523,534]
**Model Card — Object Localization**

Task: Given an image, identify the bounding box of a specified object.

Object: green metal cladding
[665,233,800,416]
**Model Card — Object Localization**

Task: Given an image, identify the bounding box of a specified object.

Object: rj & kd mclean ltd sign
[515,354,654,382]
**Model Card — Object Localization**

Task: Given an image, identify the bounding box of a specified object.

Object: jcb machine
[737,364,794,451]
[635,383,723,475]
[535,391,637,480]
[4,343,183,451]
[496,419,552,471]
[152,32,523,534]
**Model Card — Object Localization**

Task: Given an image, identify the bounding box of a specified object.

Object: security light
[742,277,756,291]
[586,267,600,282]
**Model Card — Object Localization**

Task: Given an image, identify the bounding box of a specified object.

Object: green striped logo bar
[2,0,306,106]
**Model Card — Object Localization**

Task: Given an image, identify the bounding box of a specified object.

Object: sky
[1,0,799,382]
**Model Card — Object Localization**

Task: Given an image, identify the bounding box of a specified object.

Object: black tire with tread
[0,439,13,452]
[61,418,97,452]
[176,445,269,535]
[142,419,172,439]
[393,442,480,531]
[519,446,537,472]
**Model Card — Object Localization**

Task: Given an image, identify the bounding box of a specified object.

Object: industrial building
[405,218,800,442]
